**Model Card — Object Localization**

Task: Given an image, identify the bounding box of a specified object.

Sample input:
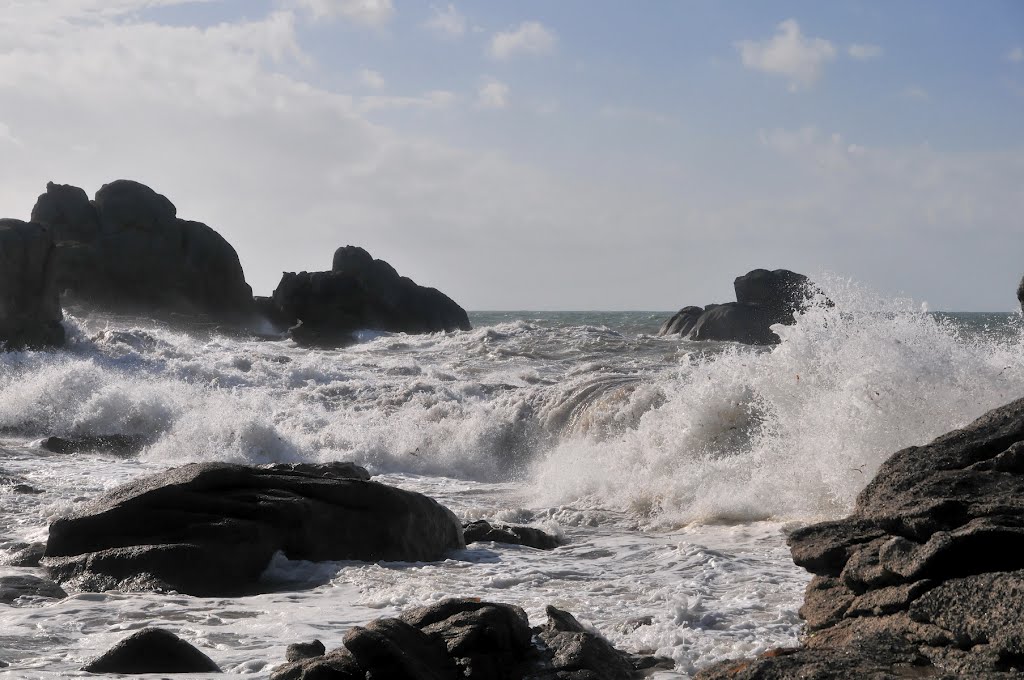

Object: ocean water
[1,274,1022,678]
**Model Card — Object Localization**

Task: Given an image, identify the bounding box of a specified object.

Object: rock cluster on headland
[0,179,471,349]
[0,219,65,348]
[260,245,472,347]
[697,396,1024,679]
[658,268,816,345]
[41,461,463,597]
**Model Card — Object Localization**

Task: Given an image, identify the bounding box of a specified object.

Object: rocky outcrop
[658,269,815,345]
[42,461,464,597]
[462,520,561,550]
[82,628,220,674]
[697,396,1024,679]
[0,574,67,604]
[1017,274,1023,311]
[272,598,672,680]
[0,219,64,349]
[265,246,471,347]
[40,434,150,457]
[30,180,254,319]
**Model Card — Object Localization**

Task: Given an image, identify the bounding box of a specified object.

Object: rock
[82,628,220,674]
[657,269,816,345]
[462,520,561,550]
[1,541,46,567]
[696,396,1024,679]
[0,574,67,604]
[266,246,471,347]
[40,434,150,457]
[272,598,667,680]
[30,180,254,320]
[0,219,65,350]
[656,306,704,337]
[687,302,779,345]
[1017,274,1023,311]
[286,640,326,662]
[42,461,463,596]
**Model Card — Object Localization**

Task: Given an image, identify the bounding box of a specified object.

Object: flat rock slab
[83,628,220,674]
[42,461,463,596]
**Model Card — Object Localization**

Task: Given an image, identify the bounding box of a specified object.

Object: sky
[0,1,1022,311]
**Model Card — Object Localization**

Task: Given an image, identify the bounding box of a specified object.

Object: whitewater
[1,274,1023,678]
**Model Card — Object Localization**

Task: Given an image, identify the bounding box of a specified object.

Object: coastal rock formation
[42,461,464,597]
[1017,273,1023,310]
[658,268,815,345]
[0,574,67,604]
[266,245,471,347]
[697,396,1024,679]
[0,219,65,349]
[462,520,561,550]
[82,628,220,674]
[30,180,254,319]
[272,598,672,679]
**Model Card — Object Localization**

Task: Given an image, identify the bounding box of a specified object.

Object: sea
[1,274,1022,678]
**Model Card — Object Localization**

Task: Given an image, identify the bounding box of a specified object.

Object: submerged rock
[42,461,463,596]
[266,245,471,347]
[0,219,65,350]
[462,520,561,550]
[272,598,668,680]
[40,434,150,457]
[82,628,220,674]
[697,396,1024,678]
[0,541,46,567]
[0,574,67,604]
[658,268,817,345]
[30,180,254,320]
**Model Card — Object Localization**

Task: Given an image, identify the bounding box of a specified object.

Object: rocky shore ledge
[697,396,1024,679]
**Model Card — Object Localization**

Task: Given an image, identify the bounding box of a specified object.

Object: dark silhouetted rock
[273,598,670,680]
[41,434,151,457]
[0,574,67,604]
[82,628,220,674]
[31,180,254,320]
[267,246,471,347]
[658,269,815,345]
[657,306,704,337]
[462,520,561,550]
[286,640,326,662]
[0,219,65,350]
[42,461,463,596]
[1018,274,1023,311]
[697,397,1024,679]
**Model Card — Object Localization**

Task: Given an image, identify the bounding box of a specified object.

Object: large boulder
[272,598,670,680]
[267,246,471,347]
[30,180,254,319]
[82,628,220,674]
[1017,274,1023,311]
[0,219,65,349]
[697,397,1024,679]
[658,269,814,345]
[41,461,464,597]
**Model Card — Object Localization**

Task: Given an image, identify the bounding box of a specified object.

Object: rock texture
[0,219,65,349]
[266,246,471,347]
[272,598,672,680]
[462,520,561,550]
[0,574,67,604]
[658,269,816,345]
[697,396,1024,679]
[42,461,463,596]
[30,180,254,319]
[82,628,220,674]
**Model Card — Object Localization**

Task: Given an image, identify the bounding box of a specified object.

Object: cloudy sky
[1,0,1022,310]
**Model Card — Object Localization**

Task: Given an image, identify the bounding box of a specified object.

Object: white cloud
[489,21,557,60]
[359,90,455,112]
[599,106,674,126]
[736,19,836,91]
[477,78,509,109]
[1008,47,1024,64]
[283,0,394,27]
[0,120,21,146]
[424,4,466,38]
[902,86,930,100]
[359,68,385,89]
[848,43,883,60]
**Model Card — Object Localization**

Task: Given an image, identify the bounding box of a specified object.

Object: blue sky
[0,0,1021,309]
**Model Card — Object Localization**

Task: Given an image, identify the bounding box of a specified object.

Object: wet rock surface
[0,219,65,350]
[272,598,671,680]
[42,461,462,596]
[0,574,67,604]
[82,628,221,674]
[697,396,1024,679]
[463,519,561,550]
